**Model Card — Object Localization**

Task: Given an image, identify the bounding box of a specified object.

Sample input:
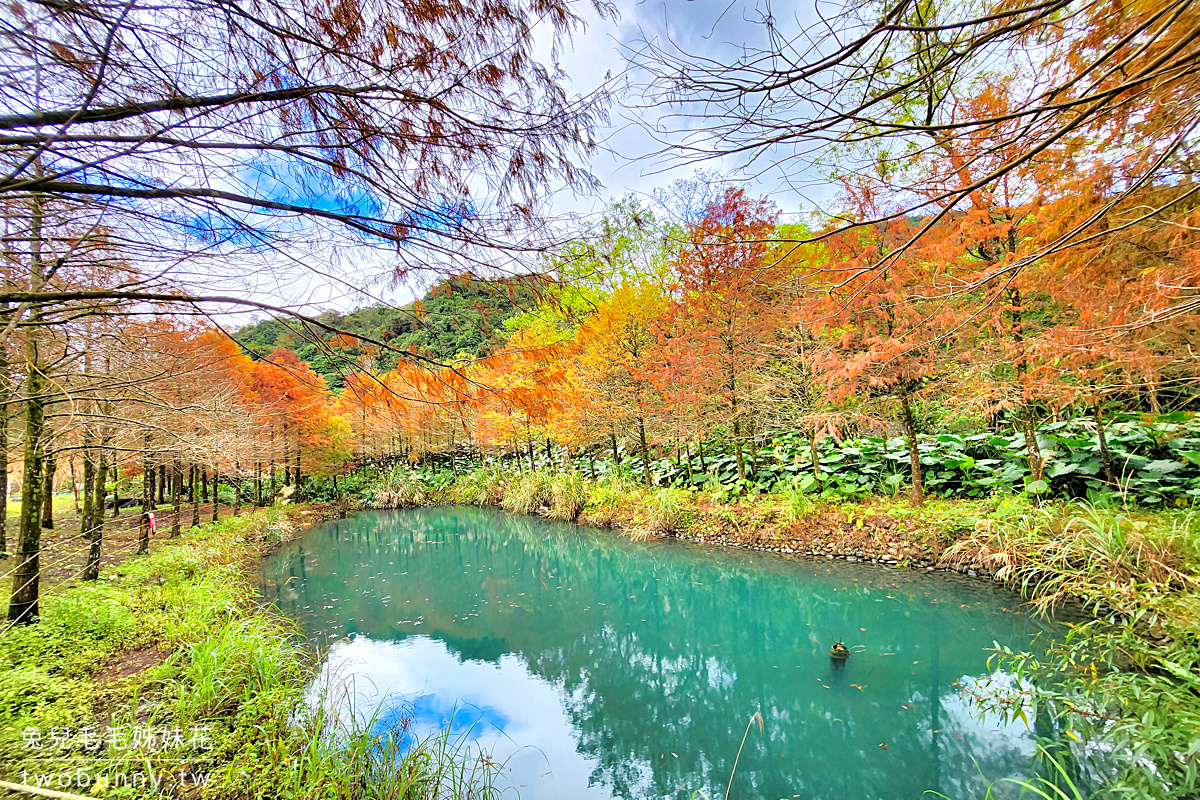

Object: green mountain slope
[235,276,538,388]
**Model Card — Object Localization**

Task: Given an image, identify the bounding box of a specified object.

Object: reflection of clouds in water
[309,635,620,800]
[264,507,1066,800]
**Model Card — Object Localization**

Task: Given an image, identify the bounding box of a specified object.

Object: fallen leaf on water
[878,744,890,750]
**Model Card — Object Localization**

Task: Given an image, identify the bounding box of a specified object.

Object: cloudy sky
[551,0,832,215]
[232,0,838,321]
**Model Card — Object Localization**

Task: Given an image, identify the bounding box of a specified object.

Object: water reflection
[262,507,1061,800]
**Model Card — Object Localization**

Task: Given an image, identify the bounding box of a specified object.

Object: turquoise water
[260,506,1060,800]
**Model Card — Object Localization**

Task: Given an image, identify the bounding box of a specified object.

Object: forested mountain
[235,276,539,388]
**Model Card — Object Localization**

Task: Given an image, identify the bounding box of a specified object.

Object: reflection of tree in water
[261,507,1059,800]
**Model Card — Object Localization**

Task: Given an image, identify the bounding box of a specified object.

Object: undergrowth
[0,508,506,799]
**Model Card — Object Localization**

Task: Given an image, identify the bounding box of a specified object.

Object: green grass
[0,508,506,799]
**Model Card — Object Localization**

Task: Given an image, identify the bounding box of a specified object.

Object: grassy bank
[367,464,1200,799]
[0,507,505,800]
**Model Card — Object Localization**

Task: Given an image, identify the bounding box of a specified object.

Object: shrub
[779,480,814,523]
[371,466,429,508]
[583,474,639,526]
[943,501,1199,612]
[547,471,588,521]
[451,465,508,506]
[501,470,553,514]
[643,488,692,534]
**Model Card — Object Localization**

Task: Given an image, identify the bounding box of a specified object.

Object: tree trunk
[191,465,200,528]
[684,442,694,486]
[1095,402,1116,485]
[111,466,120,517]
[294,444,302,499]
[610,429,620,472]
[282,424,291,486]
[83,449,107,581]
[732,419,746,482]
[80,443,95,573]
[40,448,54,529]
[900,393,925,508]
[7,183,47,624]
[233,463,242,515]
[170,458,182,537]
[8,359,46,623]
[0,333,7,558]
[68,457,80,514]
[139,434,152,555]
[810,433,821,479]
[637,416,652,487]
[1022,409,1044,483]
[698,439,708,472]
[255,462,262,506]
[211,469,220,523]
[157,463,165,504]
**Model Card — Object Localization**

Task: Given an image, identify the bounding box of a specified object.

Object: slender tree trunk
[111,466,120,517]
[294,444,301,499]
[610,429,620,472]
[139,434,152,555]
[732,419,746,482]
[40,448,54,529]
[211,469,220,523]
[7,178,47,624]
[1095,401,1116,485]
[200,465,208,502]
[282,424,291,486]
[697,439,708,472]
[80,441,95,571]
[9,398,44,621]
[157,463,165,504]
[900,393,925,508]
[637,416,652,487]
[0,329,7,558]
[9,329,47,622]
[810,433,820,479]
[233,464,242,515]
[191,465,200,528]
[255,462,262,506]
[684,442,694,486]
[68,456,80,515]
[146,456,156,508]
[170,458,182,537]
[1022,410,1044,483]
[84,448,107,581]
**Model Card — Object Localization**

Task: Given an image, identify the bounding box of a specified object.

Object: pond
[260,506,1061,800]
